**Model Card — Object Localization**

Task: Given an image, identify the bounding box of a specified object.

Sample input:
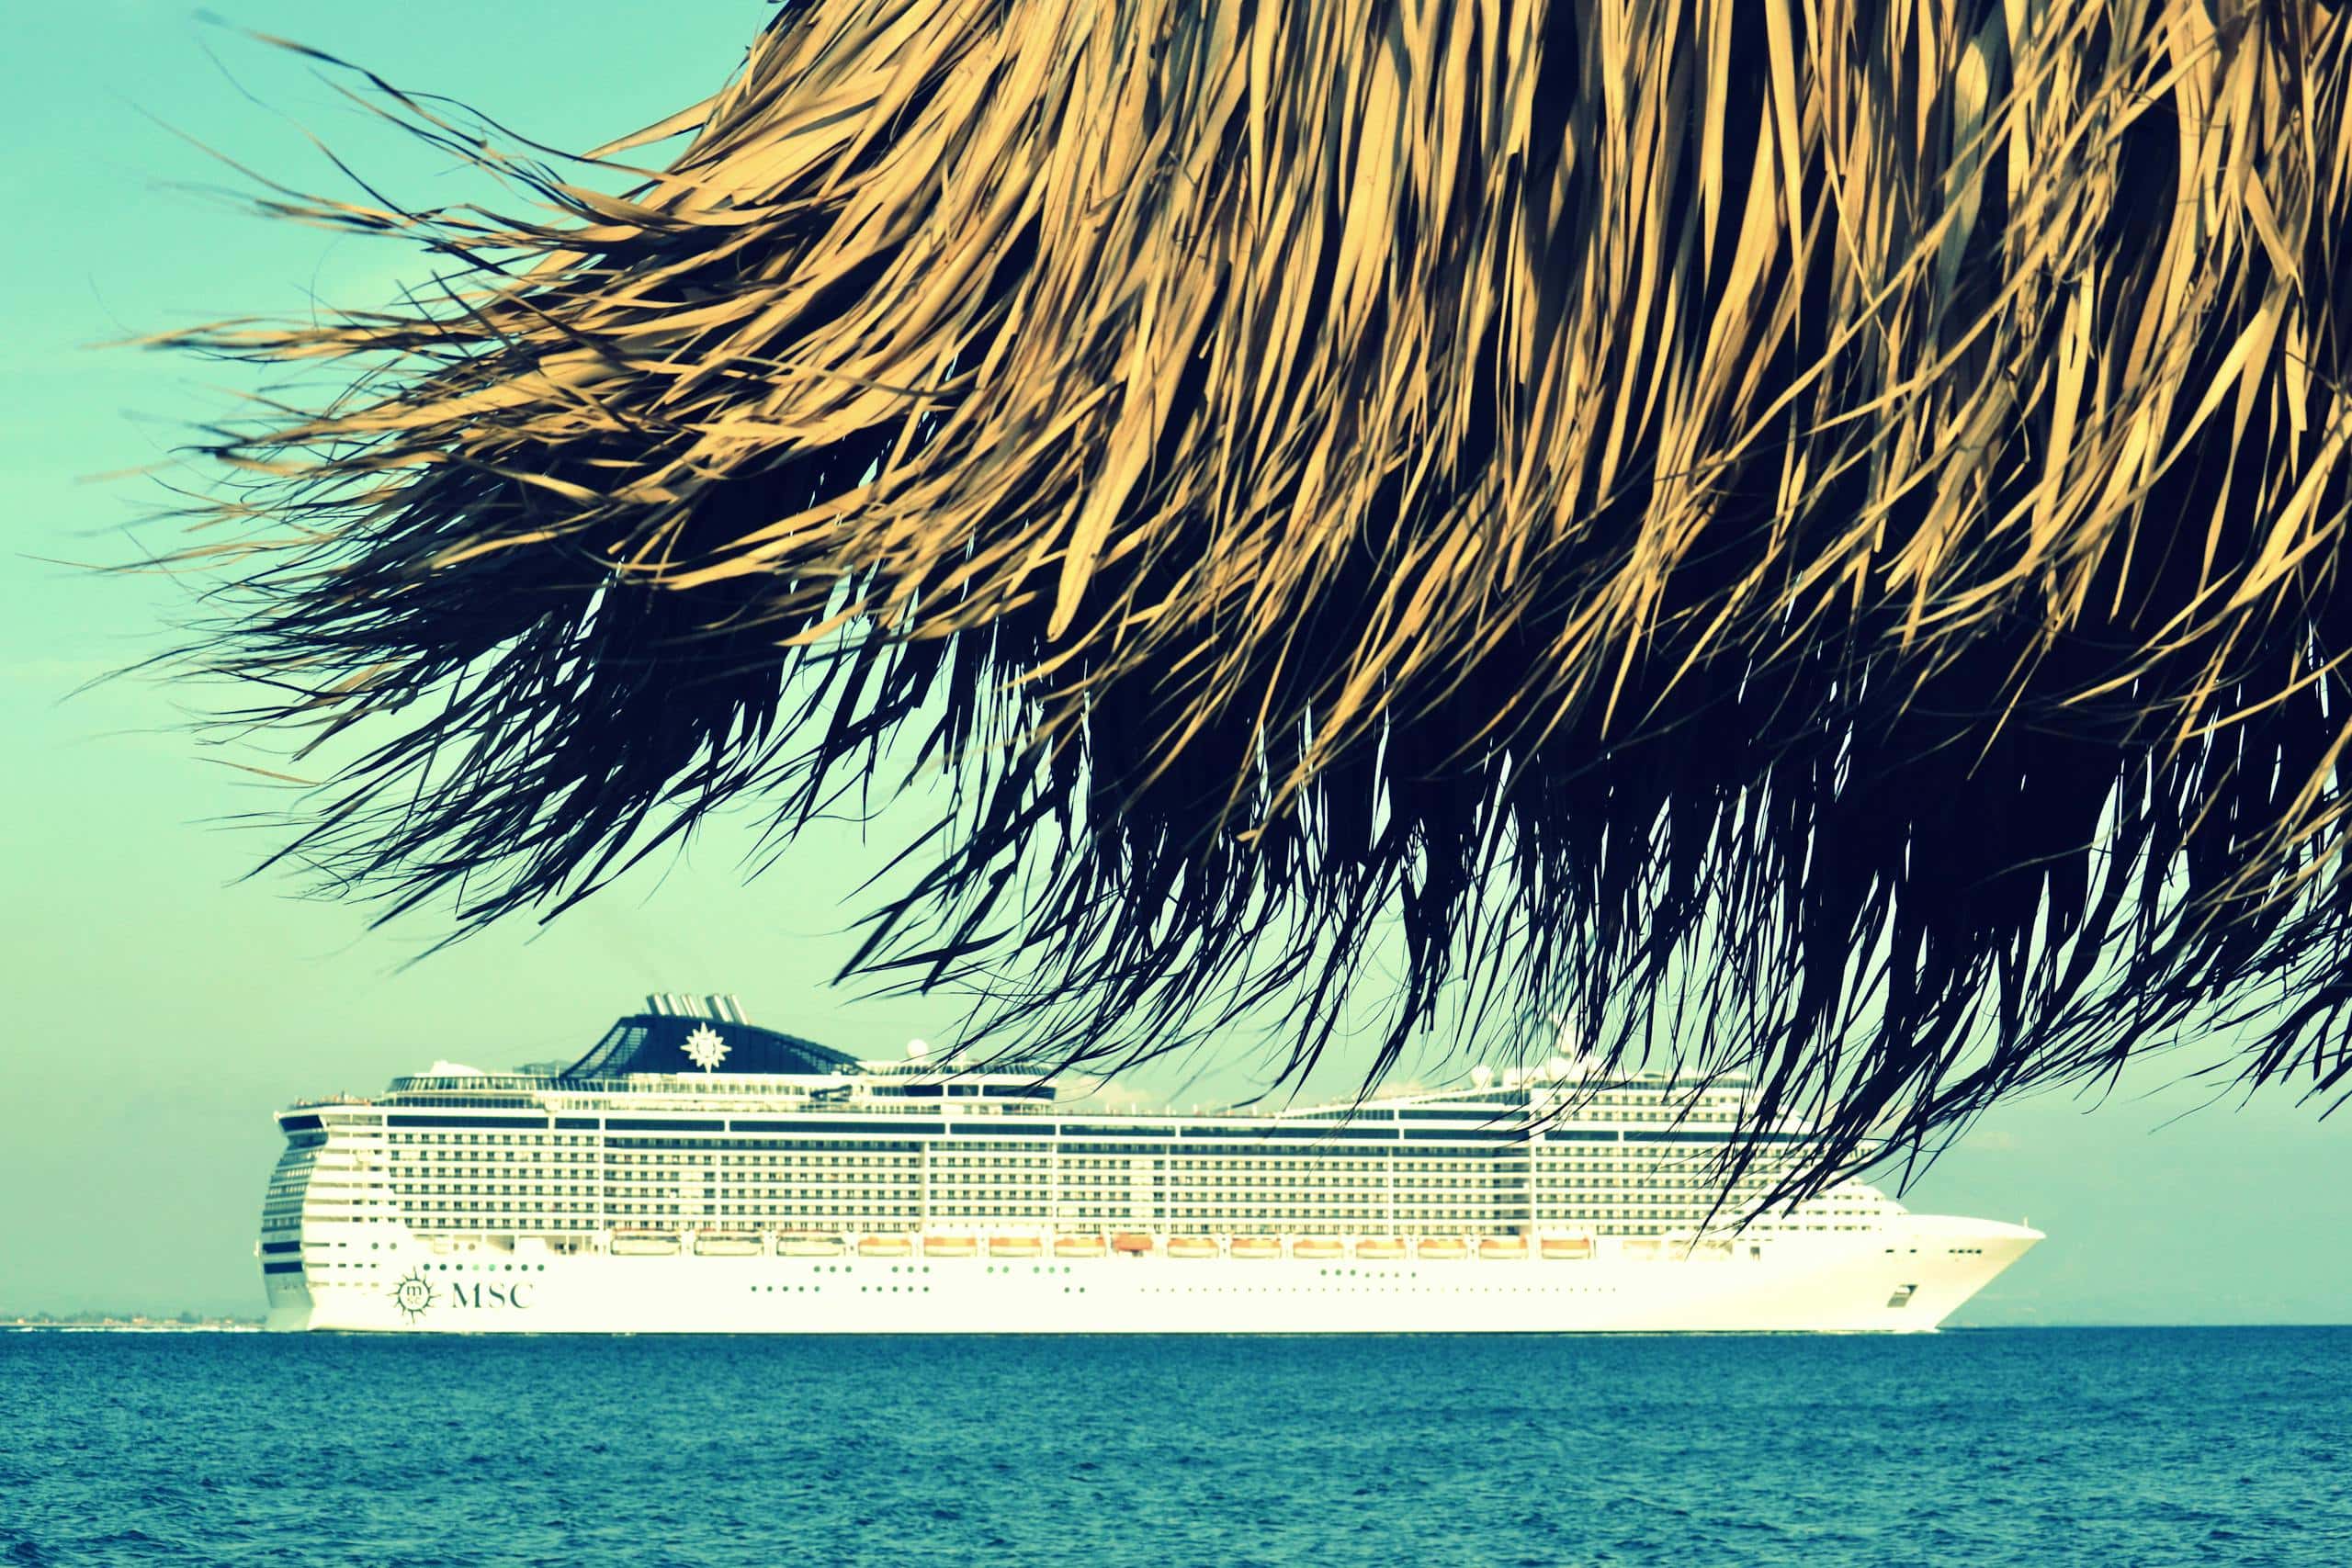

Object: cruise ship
[259,996,2040,1333]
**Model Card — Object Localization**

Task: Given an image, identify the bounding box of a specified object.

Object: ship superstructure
[260,996,2039,1332]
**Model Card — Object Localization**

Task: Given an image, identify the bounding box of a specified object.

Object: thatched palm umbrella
[154,1,2352,1190]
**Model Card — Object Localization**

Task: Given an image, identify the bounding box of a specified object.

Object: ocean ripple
[1,1328,2346,1566]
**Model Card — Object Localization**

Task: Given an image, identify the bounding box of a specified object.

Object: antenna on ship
[1544,1010,1593,1082]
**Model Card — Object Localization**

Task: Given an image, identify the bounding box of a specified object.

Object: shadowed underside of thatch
[150,0,2352,1193]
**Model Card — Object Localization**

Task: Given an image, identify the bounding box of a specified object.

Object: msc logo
[389,1269,436,1324]
[386,1268,535,1322]
[447,1279,535,1310]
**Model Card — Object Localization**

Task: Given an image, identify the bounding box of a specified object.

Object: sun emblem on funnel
[682,1023,729,1072]
[389,1269,436,1324]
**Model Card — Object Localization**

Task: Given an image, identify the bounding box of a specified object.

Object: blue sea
[2,1327,2344,1566]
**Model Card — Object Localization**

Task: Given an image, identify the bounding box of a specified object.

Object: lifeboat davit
[1478,1236,1530,1260]
[989,1235,1045,1258]
[1111,1232,1156,1255]
[923,1234,978,1258]
[1291,1237,1344,1260]
[857,1235,913,1258]
[1418,1236,1470,1260]
[1167,1235,1218,1259]
[1229,1236,1282,1260]
[1055,1235,1108,1258]
[1540,1235,1595,1261]
[1354,1237,1407,1261]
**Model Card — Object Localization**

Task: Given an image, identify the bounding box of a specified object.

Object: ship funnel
[643,993,750,1022]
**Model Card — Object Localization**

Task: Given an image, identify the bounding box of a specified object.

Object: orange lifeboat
[1055,1234,1108,1258]
[612,1232,681,1258]
[1540,1235,1595,1261]
[923,1234,978,1258]
[1111,1232,1156,1255]
[857,1235,913,1258]
[989,1235,1044,1258]
[1354,1237,1407,1261]
[1229,1236,1282,1260]
[1418,1236,1470,1260]
[1291,1237,1344,1261]
[1478,1236,1530,1260]
[1167,1235,1218,1259]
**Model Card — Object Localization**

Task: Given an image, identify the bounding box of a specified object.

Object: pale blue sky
[1,4,2342,1324]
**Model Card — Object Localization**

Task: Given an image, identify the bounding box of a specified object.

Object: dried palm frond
[151,1,2352,1194]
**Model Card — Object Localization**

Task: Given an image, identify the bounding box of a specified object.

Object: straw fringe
[151,1,2352,1194]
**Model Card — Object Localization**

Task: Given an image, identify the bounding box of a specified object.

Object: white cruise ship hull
[266,1215,2037,1335]
[259,997,2046,1335]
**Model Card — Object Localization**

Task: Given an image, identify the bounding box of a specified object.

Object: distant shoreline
[6,1317,261,1333]
[7,1320,2348,1334]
